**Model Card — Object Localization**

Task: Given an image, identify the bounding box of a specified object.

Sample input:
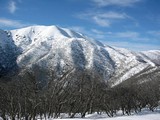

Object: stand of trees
[0,69,160,119]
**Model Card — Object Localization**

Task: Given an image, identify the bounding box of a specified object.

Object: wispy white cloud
[105,31,151,41]
[70,26,87,33]
[93,16,110,27]
[92,0,141,7]
[114,31,139,38]
[95,30,158,51]
[75,0,140,27]
[0,18,32,28]
[93,12,128,26]
[8,1,17,13]
[69,26,106,39]
[69,26,159,51]
[91,29,105,34]
[77,11,128,27]
[106,41,160,51]
[72,27,151,42]
[96,12,127,19]
[148,31,160,37]
[70,26,144,41]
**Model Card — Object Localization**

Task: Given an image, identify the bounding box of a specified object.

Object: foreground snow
[48,113,160,120]
[85,113,160,120]
[36,109,160,120]
[0,109,159,120]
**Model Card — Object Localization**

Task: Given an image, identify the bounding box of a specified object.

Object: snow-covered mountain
[0,25,159,85]
[105,46,159,85]
[9,25,115,81]
[0,30,19,77]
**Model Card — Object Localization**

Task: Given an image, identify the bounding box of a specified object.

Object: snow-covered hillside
[141,50,160,65]
[10,25,115,81]
[105,45,159,85]
[0,25,159,85]
[0,30,18,76]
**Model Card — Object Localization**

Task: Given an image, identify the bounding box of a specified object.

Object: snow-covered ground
[0,108,159,120]
[36,109,160,120]
[84,112,160,120]
[1,112,160,120]
[70,114,160,120]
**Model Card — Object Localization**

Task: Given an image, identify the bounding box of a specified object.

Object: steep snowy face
[11,26,84,51]
[140,50,160,65]
[1,25,159,85]
[105,45,159,85]
[0,30,18,76]
[10,26,115,80]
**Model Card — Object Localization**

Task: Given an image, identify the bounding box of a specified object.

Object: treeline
[0,69,160,120]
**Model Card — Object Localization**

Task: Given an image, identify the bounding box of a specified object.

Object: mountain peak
[11,25,84,39]
[0,25,159,86]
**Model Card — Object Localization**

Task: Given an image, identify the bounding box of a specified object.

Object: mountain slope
[105,45,159,86]
[140,50,160,65]
[10,25,115,81]
[0,25,159,85]
[0,30,19,77]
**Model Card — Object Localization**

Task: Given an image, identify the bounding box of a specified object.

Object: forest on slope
[0,67,160,120]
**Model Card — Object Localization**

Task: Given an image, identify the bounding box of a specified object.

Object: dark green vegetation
[0,68,160,120]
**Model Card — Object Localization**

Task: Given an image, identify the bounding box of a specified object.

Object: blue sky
[0,0,160,51]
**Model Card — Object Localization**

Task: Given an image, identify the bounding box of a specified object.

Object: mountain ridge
[0,25,159,85]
